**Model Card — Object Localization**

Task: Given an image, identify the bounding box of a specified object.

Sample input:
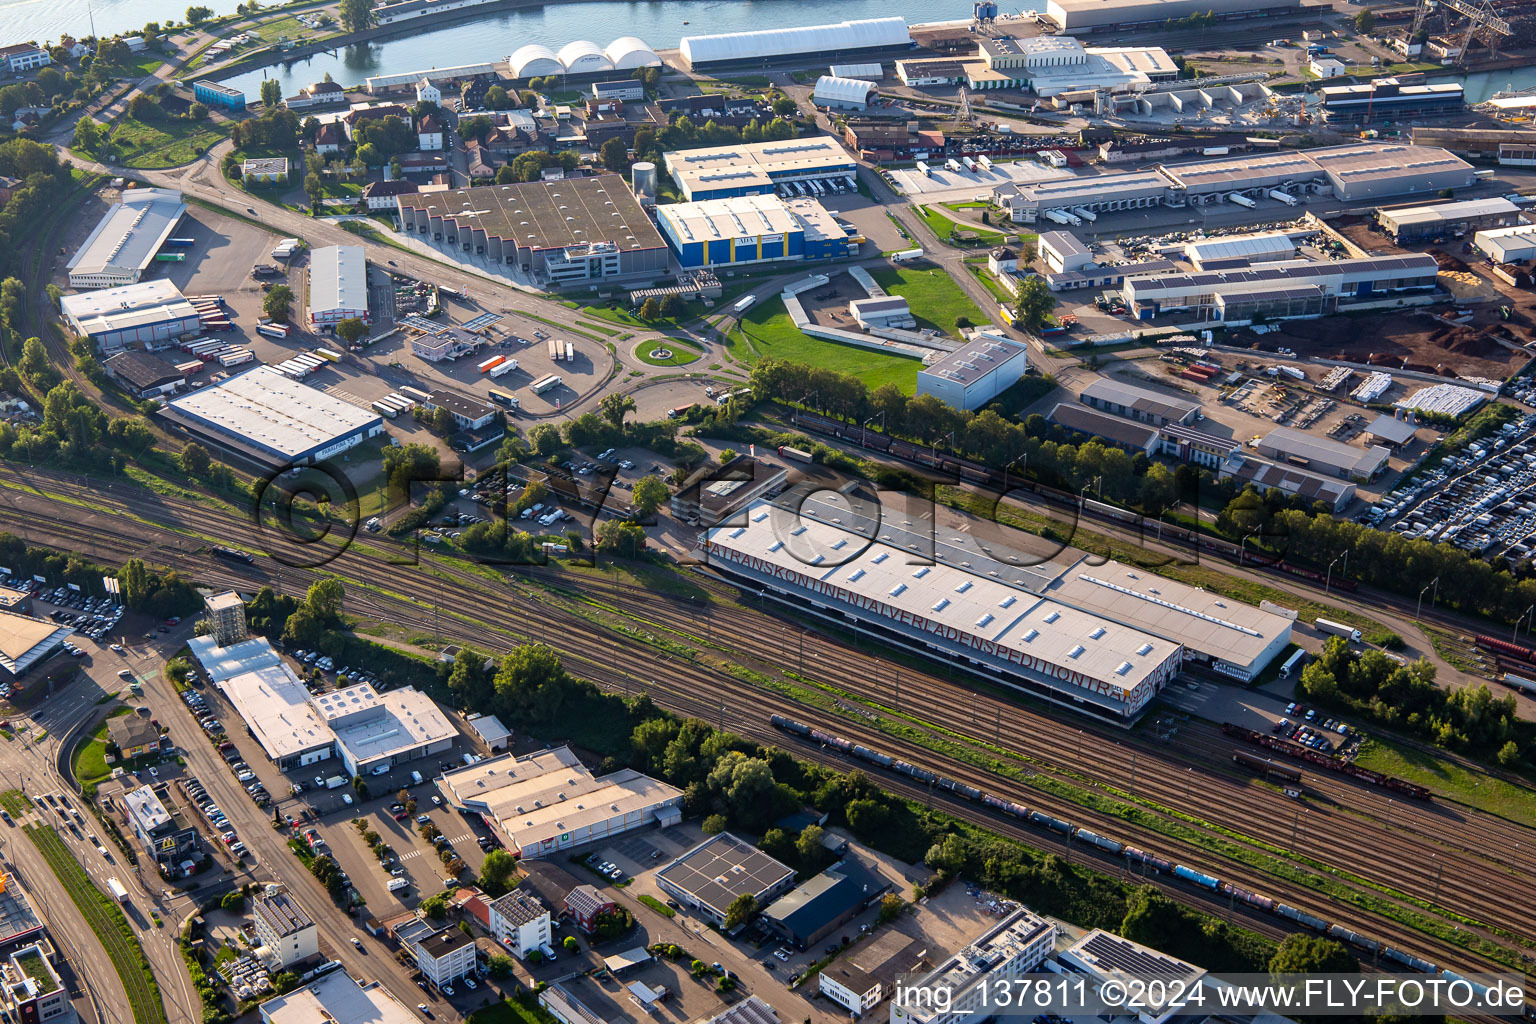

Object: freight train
[770,715,1454,974]
[1222,723,1431,800]
[1232,750,1302,784]
[785,408,1358,592]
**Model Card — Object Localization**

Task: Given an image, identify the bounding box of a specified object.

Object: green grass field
[0,790,30,818]
[915,204,1009,247]
[72,708,131,788]
[1354,737,1536,827]
[109,116,225,169]
[869,264,991,334]
[633,338,702,368]
[24,825,166,1024]
[726,297,921,393]
[582,303,698,331]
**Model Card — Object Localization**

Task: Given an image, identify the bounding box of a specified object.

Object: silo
[631,161,657,197]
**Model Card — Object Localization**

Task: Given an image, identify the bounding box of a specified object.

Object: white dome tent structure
[605,36,661,70]
[510,44,563,78]
[680,18,912,71]
[813,75,879,110]
[557,40,614,75]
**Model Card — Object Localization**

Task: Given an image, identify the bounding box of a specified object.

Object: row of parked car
[183,776,247,860]
[185,687,223,736]
[287,648,387,691]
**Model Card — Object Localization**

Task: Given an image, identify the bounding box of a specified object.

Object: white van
[387,878,409,893]
[410,770,423,786]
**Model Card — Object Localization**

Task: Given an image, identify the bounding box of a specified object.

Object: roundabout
[633,337,703,368]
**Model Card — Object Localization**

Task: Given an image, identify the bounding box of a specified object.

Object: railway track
[2,473,1532,979]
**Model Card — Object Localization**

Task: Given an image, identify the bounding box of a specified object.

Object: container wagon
[1314,618,1362,642]
[1233,750,1301,783]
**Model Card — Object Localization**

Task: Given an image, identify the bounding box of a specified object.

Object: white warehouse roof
[663,136,856,199]
[680,17,910,67]
[60,279,200,337]
[1476,224,1536,261]
[658,193,801,242]
[813,75,878,106]
[557,39,613,74]
[1185,231,1297,267]
[1379,197,1519,227]
[164,365,381,460]
[66,188,186,288]
[309,245,367,318]
[830,62,883,78]
[510,44,562,78]
[604,36,660,69]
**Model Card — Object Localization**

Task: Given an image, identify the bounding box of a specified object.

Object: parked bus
[488,386,520,410]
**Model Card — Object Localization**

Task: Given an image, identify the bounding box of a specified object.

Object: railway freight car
[1232,750,1302,783]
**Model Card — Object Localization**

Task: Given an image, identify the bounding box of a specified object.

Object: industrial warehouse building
[186,632,454,772]
[813,75,878,110]
[679,18,912,71]
[67,188,186,289]
[0,612,73,678]
[1079,378,1200,426]
[963,34,1177,95]
[436,746,684,858]
[916,333,1030,411]
[1475,224,1536,264]
[994,143,1475,223]
[1040,231,1094,274]
[307,245,370,327]
[656,834,796,928]
[103,350,187,398]
[1044,0,1300,32]
[763,856,888,949]
[396,178,668,284]
[160,364,385,468]
[1121,253,1441,322]
[1184,231,1296,270]
[664,137,858,201]
[704,500,1186,720]
[1256,426,1390,481]
[1221,458,1356,513]
[60,280,203,353]
[1048,403,1159,455]
[1319,80,1464,125]
[507,37,660,79]
[655,194,855,268]
[1376,197,1522,244]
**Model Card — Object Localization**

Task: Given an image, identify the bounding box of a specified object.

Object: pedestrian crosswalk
[400,833,474,861]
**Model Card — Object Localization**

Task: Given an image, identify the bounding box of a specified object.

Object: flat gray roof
[1080,377,1200,420]
[165,365,380,460]
[1259,426,1390,477]
[397,177,665,253]
[309,245,368,316]
[1049,402,1157,450]
[921,334,1028,387]
[66,189,186,283]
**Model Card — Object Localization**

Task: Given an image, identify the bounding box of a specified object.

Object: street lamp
[1325,550,1348,594]
[1001,451,1026,496]
[1516,604,1535,643]
[862,411,885,449]
[1238,529,1260,566]
[1416,576,1439,619]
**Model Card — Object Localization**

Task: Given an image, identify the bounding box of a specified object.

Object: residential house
[251,889,320,968]
[565,885,616,936]
[413,929,476,990]
[363,179,420,210]
[582,116,634,150]
[60,37,91,58]
[416,78,441,105]
[0,45,51,73]
[107,715,161,758]
[287,80,346,110]
[417,113,444,151]
[488,889,552,959]
[463,142,495,179]
[344,103,409,140]
[314,121,346,155]
[0,176,19,208]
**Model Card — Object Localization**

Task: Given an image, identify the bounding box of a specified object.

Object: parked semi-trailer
[1269,189,1300,206]
[1228,192,1257,209]
[733,294,757,314]
[478,355,505,373]
[1314,618,1362,642]
[531,374,562,395]
[108,878,128,903]
[489,358,518,378]
[915,160,931,177]
[256,323,290,339]
[778,446,813,462]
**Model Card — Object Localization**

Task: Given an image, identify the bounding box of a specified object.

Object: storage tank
[631,161,657,197]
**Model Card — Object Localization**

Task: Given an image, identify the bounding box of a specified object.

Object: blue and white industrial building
[656,194,855,269]
[160,364,385,468]
[60,280,202,353]
[679,18,912,71]
[193,80,246,113]
[664,137,857,201]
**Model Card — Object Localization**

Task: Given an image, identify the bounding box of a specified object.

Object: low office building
[1377,197,1522,244]
[466,713,511,751]
[285,80,346,109]
[1039,230,1093,274]
[1319,79,1464,125]
[67,189,186,289]
[0,941,69,1024]
[0,612,73,679]
[566,885,616,935]
[437,746,684,858]
[849,296,915,330]
[242,158,288,184]
[917,334,1030,412]
[487,888,552,958]
[1475,224,1536,264]
[0,45,50,73]
[251,888,319,968]
[123,785,199,870]
[1256,426,1390,481]
[307,245,369,327]
[1048,403,1158,456]
[1057,929,1206,1024]
[1220,458,1357,513]
[890,906,1056,1024]
[415,929,477,989]
[193,80,245,113]
[186,635,335,769]
[424,390,496,430]
[663,136,857,201]
[108,717,161,759]
[763,856,888,949]
[260,970,418,1024]
[819,929,925,1016]
[160,365,385,469]
[670,455,789,527]
[396,178,669,284]
[103,350,186,398]
[62,280,203,353]
[1079,378,1200,426]
[656,194,854,269]
[656,833,796,928]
